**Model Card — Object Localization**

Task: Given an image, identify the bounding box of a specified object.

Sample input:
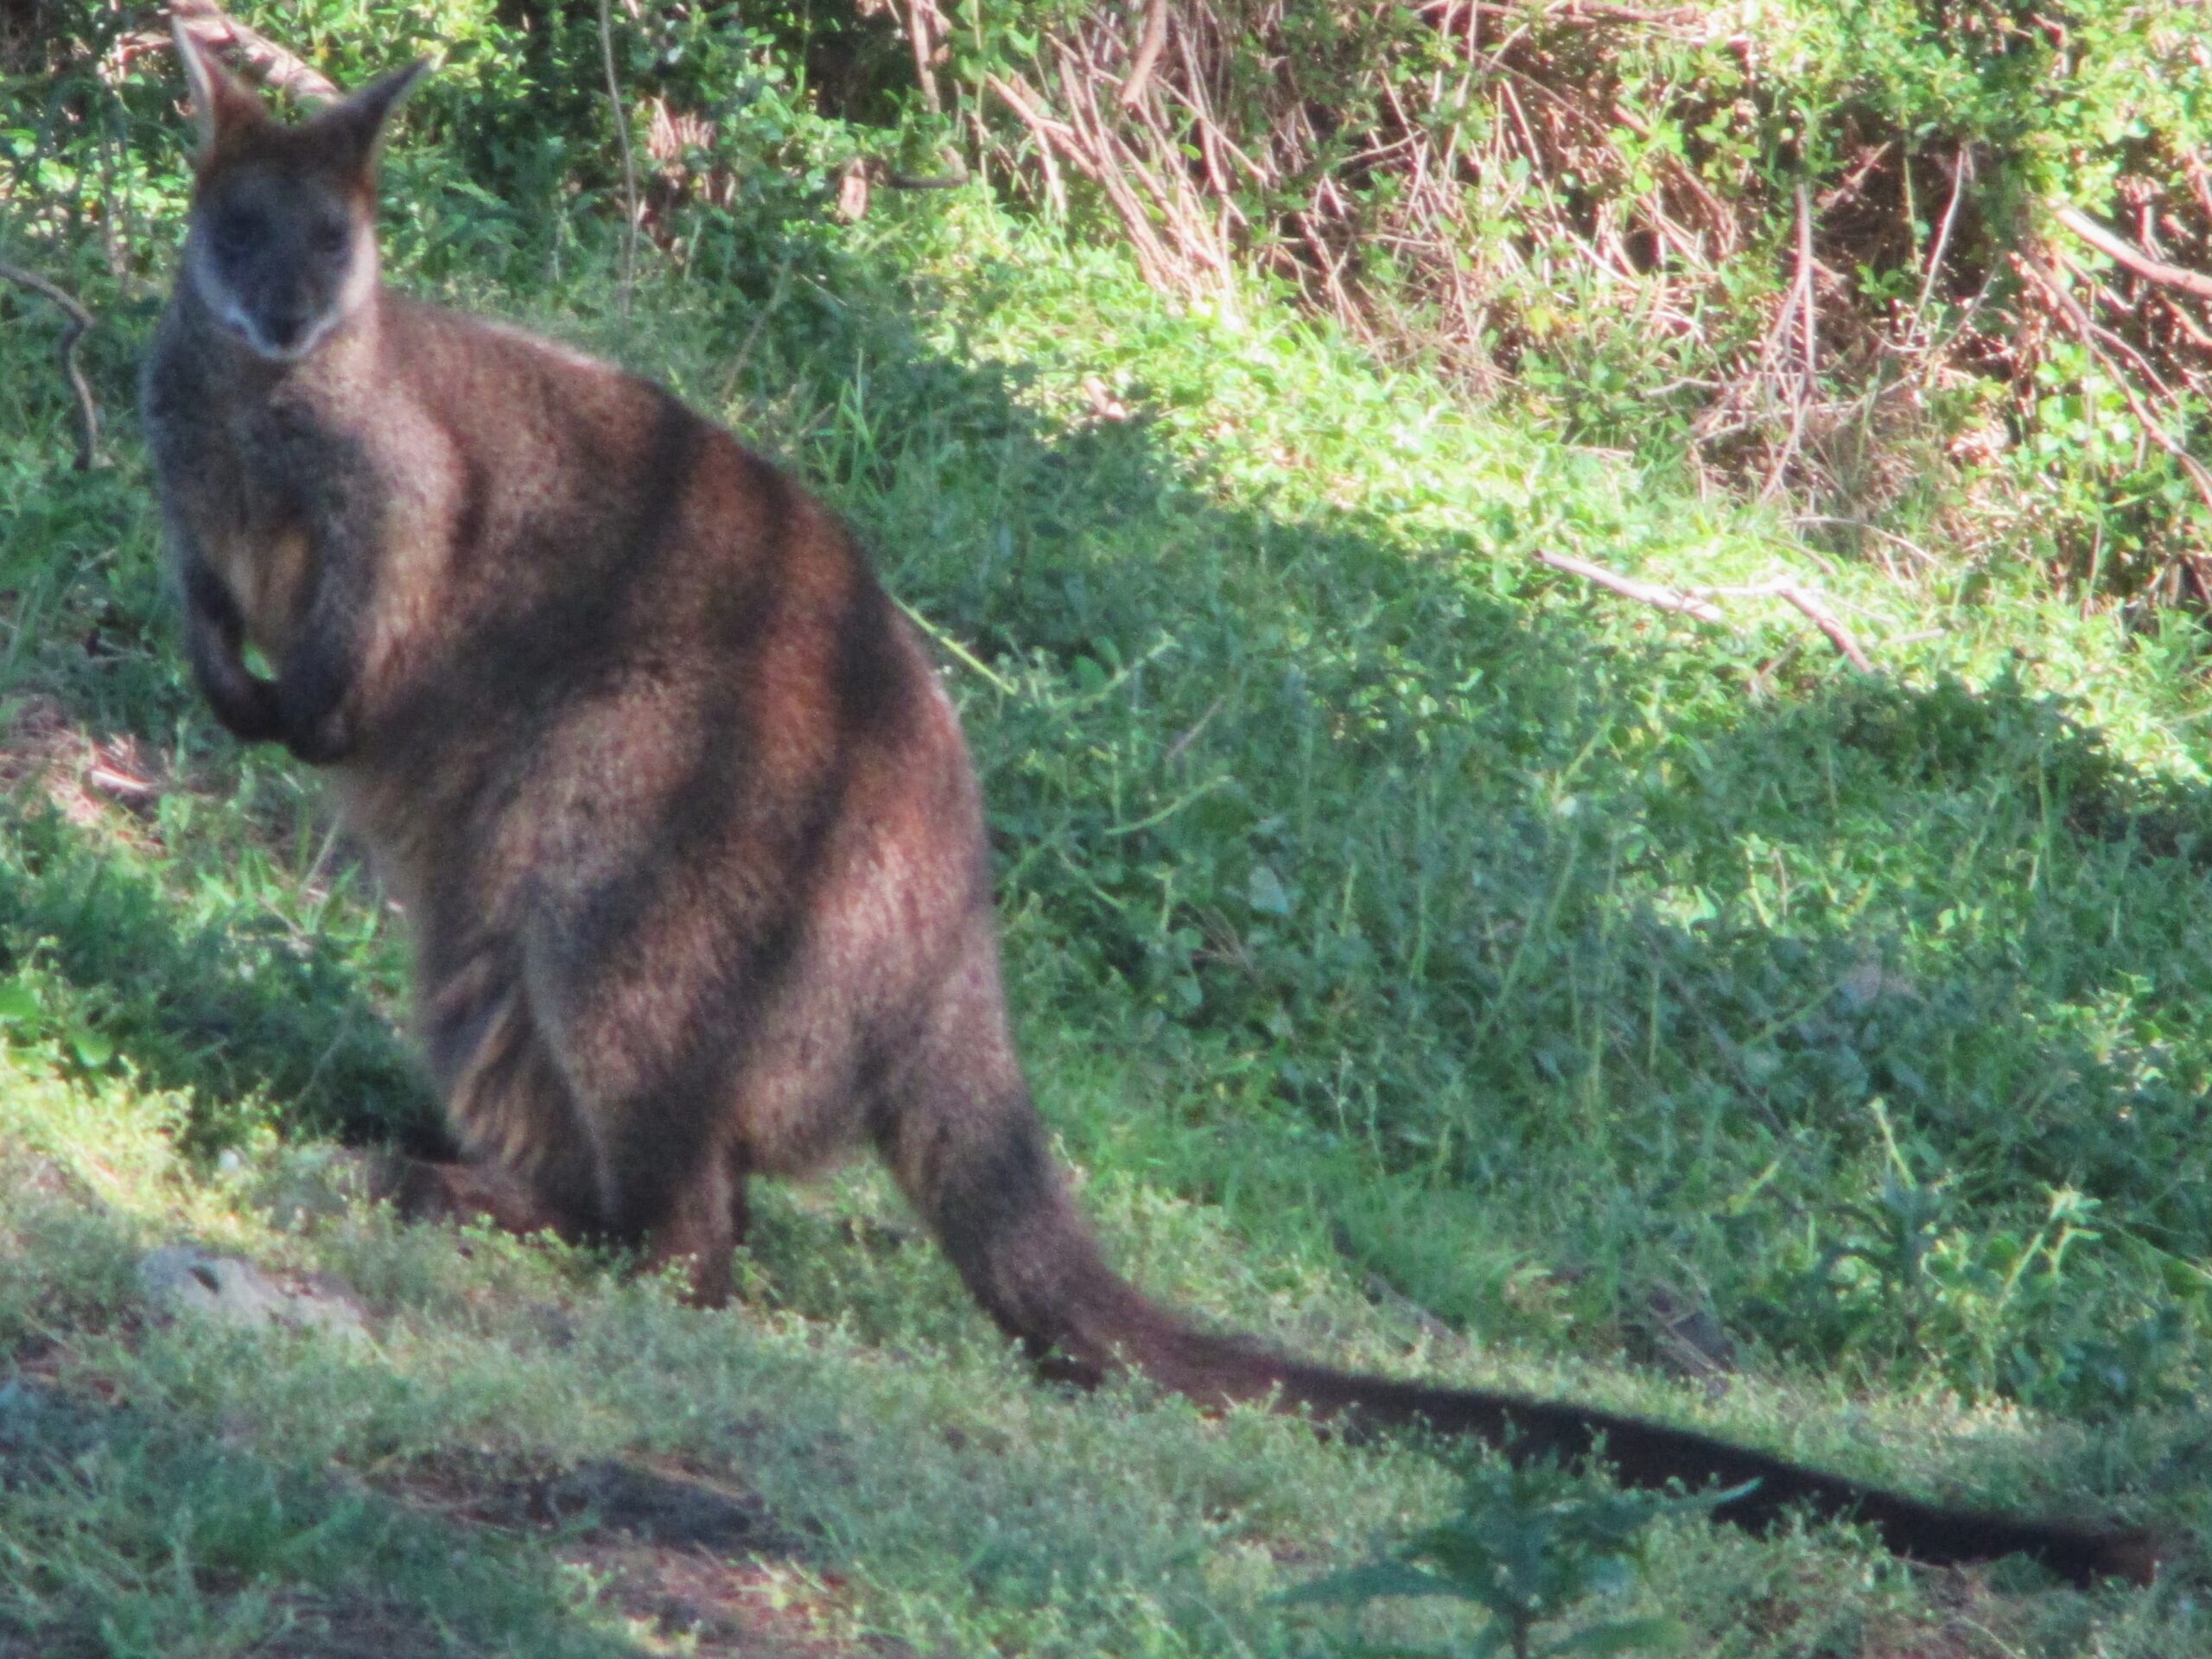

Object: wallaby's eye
[311,216,350,257]
[211,208,259,257]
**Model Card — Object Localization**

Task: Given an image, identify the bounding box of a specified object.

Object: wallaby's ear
[171,18,269,161]
[319,60,429,175]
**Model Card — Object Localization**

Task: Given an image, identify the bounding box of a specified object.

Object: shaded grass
[0,168,2209,1653]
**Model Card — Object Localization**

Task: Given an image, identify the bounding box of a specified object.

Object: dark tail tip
[1834,1490,2164,1587]
[2067,1527,2166,1588]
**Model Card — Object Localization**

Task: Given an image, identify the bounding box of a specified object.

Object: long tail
[891,1087,2158,1588]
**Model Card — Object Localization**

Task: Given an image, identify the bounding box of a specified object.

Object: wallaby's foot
[645,1236,735,1309]
[639,1176,747,1309]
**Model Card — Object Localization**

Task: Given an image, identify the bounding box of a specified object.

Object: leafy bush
[893,0,2212,597]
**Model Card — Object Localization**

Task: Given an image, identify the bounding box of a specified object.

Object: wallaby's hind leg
[632,1146,746,1307]
[407,964,606,1242]
[377,1085,750,1306]
[525,1032,747,1306]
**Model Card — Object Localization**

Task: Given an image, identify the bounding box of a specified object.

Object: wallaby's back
[143,31,2160,1590]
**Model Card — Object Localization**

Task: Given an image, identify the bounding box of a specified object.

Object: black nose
[265,313,307,349]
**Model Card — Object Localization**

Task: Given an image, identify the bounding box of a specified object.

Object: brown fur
[141,39,2158,1587]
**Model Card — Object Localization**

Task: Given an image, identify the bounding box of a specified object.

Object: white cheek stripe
[183,231,372,364]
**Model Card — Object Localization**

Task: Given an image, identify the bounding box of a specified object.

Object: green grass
[3,158,2211,1655]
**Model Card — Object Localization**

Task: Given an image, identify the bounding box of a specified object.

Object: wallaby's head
[172,27,425,362]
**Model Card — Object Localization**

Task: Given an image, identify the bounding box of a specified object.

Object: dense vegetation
[3,1,2211,1653]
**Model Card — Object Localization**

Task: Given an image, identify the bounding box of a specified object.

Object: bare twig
[1531,547,1726,621]
[0,260,99,470]
[1906,145,1973,344]
[2053,204,2212,304]
[1759,181,1818,501]
[903,0,944,117]
[594,0,639,314]
[167,0,339,105]
[1792,514,1939,569]
[2018,251,2212,521]
[2187,155,2212,226]
[2052,251,2181,397]
[715,255,792,407]
[985,73,1071,216]
[1121,0,1172,108]
[1531,548,1872,670]
[1702,580,1873,671]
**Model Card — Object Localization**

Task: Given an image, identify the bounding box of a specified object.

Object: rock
[137,1247,369,1344]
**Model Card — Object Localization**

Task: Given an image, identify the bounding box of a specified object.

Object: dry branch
[904,0,944,116]
[2053,204,2212,305]
[1121,0,1173,108]
[911,0,2210,596]
[1758,181,1820,500]
[1705,580,1873,671]
[167,0,338,104]
[594,0,639,313]
[1532,548,1873,670]
[2018,252,2212,524]
[0,260,99,470]
[1531,548,1726,620]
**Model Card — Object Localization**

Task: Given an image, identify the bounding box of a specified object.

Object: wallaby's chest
[206,513,315,662]
[149,350,353,656]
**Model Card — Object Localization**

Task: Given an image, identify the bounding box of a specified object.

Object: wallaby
[141,33,2158,1586]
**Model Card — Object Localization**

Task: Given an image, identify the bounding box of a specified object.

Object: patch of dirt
[578,1544,903,1657]
[0,694,170,842]
[0,1611,107,1658]
[249,1592,473,1658]
[398,1451,798,1554]
[390,1452,901,1657]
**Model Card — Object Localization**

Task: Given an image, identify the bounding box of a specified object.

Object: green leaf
[0,981,38,1022]
[1248,862,1292,916]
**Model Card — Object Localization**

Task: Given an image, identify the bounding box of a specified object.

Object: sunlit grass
[1,130,2208,1656]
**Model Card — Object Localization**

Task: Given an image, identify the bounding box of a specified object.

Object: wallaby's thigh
[416,946,604,1236]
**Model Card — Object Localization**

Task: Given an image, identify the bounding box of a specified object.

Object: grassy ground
[3,173,2212,1654]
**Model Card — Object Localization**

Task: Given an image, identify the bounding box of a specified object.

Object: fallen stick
[1531,549,1874,670]
[0,259,99,470]
[2053,204,2212,305]
[1705,579,1874,672]
[1531,547,1726,621]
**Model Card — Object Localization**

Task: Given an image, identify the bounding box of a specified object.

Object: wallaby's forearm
[180,551,287,746]
[180,537,361,765]
[270,598,359,765]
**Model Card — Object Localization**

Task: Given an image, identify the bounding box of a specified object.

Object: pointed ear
[318,60,429,174]
[171,18,269,159]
